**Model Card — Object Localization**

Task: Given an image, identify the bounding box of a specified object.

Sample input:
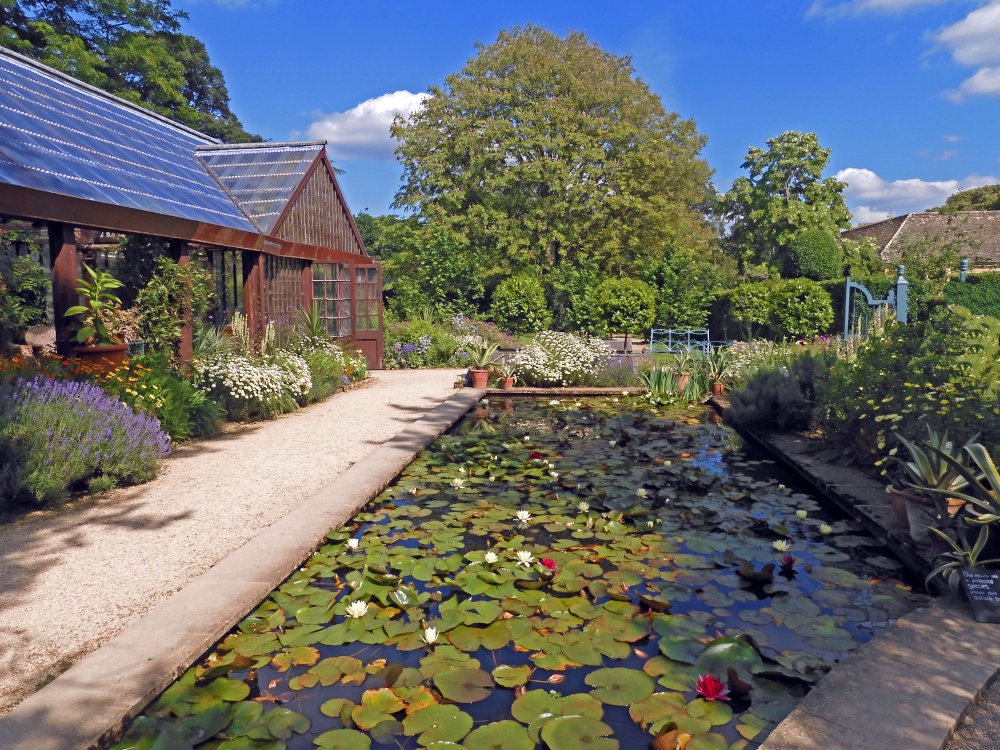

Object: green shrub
[769,278,834,339]
[489,275,551,334]
[785,229,843,280]
[302,345,346,403]
[593,278,656,338]
[727,353,828,430]
[0,255,51,350]
[548,262,603,334]
[135,257,214,353]
[727,283,772,340]
[944,273,1000,319]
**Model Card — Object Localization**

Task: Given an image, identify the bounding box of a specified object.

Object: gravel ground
[945,677,1000,750]
[0,369,464,716]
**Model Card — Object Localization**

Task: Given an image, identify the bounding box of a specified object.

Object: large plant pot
[676,372,691,393]
[72,344,128,374]
[710,381,726,397]
[470,369,490,388]
[886,486,915,527]
[499,377,515,390]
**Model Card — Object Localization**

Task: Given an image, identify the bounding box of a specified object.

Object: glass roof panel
[0,51,259,233]
[197,145,323,234]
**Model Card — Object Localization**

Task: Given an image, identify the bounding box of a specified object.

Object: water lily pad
[492,664,532,688]
[461,720,533,750]
[697,637,764,682]
[539,716,618,750]
[433,668,493,703]
[585,667,655,706]
[264,707,311,739]
[351,689,406,730]
[402,704,473,744]
[314,729,372,749]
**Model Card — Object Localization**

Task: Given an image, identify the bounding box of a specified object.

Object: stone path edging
[0,388,485,750]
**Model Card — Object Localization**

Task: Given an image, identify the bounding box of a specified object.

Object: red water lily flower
[695,674,730,702]
[780,554,797,569]
[540,558,557,572]
[529,451,545,459]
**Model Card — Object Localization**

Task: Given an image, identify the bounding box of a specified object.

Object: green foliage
[768,278,834,339]
[0,1,259,141]
[727,283,772,340]
[895,235,962,301]
[489,275,551,335]
[135,256,214,353]
[65,263,124,344]
[594,278,656,337]
[723,131,851,273]
[840,237,884,278]
[727,353,828,431]
[392,25,715,282]
[0,248,50,349]
[932,184,1000,213]
[416,227,484,318]
[547,261,604,334]
[127,353,223,442]
[643,249,731,329]
[785,229,843,280]
[944,273,1000,319]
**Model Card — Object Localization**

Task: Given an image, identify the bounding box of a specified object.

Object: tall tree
[0,0,259,142]
[392,25,715,282]
[723,131,851,276]
[932,184,1000,213]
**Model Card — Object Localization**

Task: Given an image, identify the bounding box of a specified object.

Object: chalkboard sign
[960,570,1000,623]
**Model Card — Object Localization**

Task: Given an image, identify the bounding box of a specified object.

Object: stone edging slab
[0,388,485,750]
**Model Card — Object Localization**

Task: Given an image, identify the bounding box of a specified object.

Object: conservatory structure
[0,47,383,367]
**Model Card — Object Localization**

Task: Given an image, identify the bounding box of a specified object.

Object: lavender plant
[0,377,171,507]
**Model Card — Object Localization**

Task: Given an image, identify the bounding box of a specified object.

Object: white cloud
[944,134,962,143]
[935,1,1000,66]
[836,167,998,221]
[808,0,947,18]
[946,65,1000,102]
[934,1,1000,101]
[302,91,430,161]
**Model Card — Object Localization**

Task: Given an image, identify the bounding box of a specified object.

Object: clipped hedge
[944,273,1000,319]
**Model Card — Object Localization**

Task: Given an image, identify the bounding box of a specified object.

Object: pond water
[114,397,927,750]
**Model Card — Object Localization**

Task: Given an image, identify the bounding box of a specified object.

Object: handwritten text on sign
[961,570,1000,623]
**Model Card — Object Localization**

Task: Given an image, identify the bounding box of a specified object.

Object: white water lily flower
[622,391,629,396]
[523,436,531,442]
[516,550,535,568]
[820,523,834,534]
[345,600,369,618]
[550,471,559,479]
[451,478,465,489]
[636,488,649,499]
[796,510,808,519]
[772,540,791,552]
[347,538,360,550]
[647,521,655,529]
[549,400,561,405]
[575,402,582,407]
[420,626,438,645]
[483,551,499,564]
[459,466,466,473]
[516,510,532,523]
[778,484,786,490]
[578,501,590,513]
[490,476,497,482]
[609,440,617,447]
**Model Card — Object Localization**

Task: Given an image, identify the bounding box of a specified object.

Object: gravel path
[0,369,463,716]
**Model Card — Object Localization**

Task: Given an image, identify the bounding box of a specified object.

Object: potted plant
[465,342,500,388]
[670,354,692,393]
[497,361,518,389]
[706,345,730,397]
[64,264,129,371]
[890,428,979,542]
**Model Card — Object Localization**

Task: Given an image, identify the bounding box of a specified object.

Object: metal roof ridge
[195,140,327,151]
[0,45,222,145]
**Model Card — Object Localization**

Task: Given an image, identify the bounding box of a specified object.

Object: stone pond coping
[716,412,1000,750]
[0,388,487,750]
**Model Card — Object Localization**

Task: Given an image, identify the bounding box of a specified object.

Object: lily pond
[114,397,927,750]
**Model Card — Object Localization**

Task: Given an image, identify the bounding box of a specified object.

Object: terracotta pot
[502,399,515,413]
[676,372,691,393]
[72,343,128,373]
[710,381,726,397]
[470,369,490,388]
[886,485,915,527]
[499,377,515,389]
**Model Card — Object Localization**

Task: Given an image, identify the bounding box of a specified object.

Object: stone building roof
[842,211,1000,267]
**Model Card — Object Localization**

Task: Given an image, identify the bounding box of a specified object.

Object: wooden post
[47,222,77,355]
[242,251,264,344]
[303,261,314,313]
[170,240,193,362]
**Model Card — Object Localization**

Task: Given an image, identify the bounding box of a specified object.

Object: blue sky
[176,0,1000,225]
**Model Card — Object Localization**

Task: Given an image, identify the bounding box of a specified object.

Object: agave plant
[926,524,1000,592]
[465,342,501,370]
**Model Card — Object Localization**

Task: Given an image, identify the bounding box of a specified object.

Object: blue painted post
[960,258,969,282]
[843,276,852,338]
[895,265,908,324]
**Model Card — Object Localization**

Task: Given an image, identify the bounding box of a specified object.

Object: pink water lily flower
[540,558,557,572]
[695,674,730,702]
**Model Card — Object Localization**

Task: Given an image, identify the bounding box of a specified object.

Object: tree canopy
[723,131,851,277]
[0,0,259,142]
[391,25,715,282]
[932,184,1000,213]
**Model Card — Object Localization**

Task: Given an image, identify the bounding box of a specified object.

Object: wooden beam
[170,240,193,362]
[47,222,77,355]
[242,251,264,344]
